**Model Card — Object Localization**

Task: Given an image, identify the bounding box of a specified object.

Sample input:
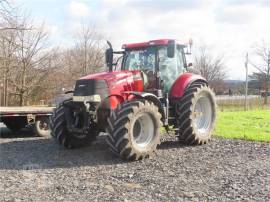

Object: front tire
[177,82,216,145]
[50,103,97,148]
[106,100,162,161]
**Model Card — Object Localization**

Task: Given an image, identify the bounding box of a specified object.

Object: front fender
[122,91,165,121]
[170,73,207,98]
[107,94,125,109]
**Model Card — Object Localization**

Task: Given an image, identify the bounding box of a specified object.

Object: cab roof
[122,39,187,49]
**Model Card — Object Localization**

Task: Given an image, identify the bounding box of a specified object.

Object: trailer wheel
[176,82,216,145]
[106,100,162,161]
[2,117,27,132]
[34,117,51,137]
[50,104,98,148]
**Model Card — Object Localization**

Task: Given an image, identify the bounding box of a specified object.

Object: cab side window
[158,47,178,92]
[176,47,184,75]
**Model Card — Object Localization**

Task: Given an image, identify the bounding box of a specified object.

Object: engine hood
[79,70,141,84]
[78,70,144,99]
[76,70,144,110]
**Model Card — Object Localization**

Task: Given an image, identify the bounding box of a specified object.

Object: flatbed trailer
[0,106,54,137]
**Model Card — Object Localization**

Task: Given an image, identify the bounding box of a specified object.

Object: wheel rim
[39,120,49,131]
[132,113,155,149]
[194,95,213,134]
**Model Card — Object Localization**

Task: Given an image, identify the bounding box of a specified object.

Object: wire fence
[3,94,270,112]
[216,95,270,111]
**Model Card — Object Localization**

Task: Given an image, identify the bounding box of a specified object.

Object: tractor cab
[122,39,188,93]
[106,39,191,95]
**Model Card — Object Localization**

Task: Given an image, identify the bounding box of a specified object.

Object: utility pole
[266,52,270,105]
[245,53,248,111]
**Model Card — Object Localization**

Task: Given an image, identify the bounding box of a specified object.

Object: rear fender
[170,73,207,98]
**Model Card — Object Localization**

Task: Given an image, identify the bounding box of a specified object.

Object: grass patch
[214,109,270,142]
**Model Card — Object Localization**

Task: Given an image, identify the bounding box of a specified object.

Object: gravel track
[0,126,269,201]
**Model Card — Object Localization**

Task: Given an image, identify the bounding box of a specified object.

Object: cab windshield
[123,47,156,71]
[122,45,185,92]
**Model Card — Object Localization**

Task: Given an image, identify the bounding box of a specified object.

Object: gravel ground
[0,125,270,202]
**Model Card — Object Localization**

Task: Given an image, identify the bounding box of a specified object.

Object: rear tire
[176,82,216,145]
[50,103,97,148]
[106,100,162,161]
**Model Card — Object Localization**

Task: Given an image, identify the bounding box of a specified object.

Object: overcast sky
[16,0,270,80]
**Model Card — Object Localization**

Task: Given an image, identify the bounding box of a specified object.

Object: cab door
[159,46,185,92]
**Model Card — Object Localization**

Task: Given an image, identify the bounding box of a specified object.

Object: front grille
[74,79,108,98]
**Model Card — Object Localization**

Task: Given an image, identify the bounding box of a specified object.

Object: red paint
[170,73,206,98]
[122,39,186,49]
[77,40,205,109]
[109,95,124,110]
[79,70,144,109]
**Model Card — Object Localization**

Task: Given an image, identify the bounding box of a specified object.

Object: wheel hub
[39,121,48,131]
[132,113,155,149]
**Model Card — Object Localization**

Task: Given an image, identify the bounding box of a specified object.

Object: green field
[214,109,270,142]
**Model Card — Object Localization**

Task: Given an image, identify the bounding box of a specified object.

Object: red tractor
[50,39,216,161]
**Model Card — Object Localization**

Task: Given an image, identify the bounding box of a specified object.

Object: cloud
[85,0,269,79]
[215,6,257,25]
[47,0,270,79]
[126,0,204,12]
[223,0,257,6]
[223,0,270,7]
[68,1,90,17]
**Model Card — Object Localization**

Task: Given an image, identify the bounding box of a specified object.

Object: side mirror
[167,40,175,58]
[105,49,113,66]
[105,41,113,71]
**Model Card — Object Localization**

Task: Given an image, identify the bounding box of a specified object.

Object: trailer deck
[0,106,54,117]
[0,106,54,137]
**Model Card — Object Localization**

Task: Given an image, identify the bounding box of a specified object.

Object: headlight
[73,95,101,102]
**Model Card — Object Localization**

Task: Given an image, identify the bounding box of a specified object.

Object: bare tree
[0,0,27,31]
[0,0,14,106]
[7,16,50,106]
[43,24,107,97]
[0,27,17,106]
[193,46,227,85]
[43,48,79,98]
[75,24,106,75]
[41,24,107,104]
[0,1,35,106]
[0,12,107,106]
[0,0,12,28]
[250,40,270,104]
